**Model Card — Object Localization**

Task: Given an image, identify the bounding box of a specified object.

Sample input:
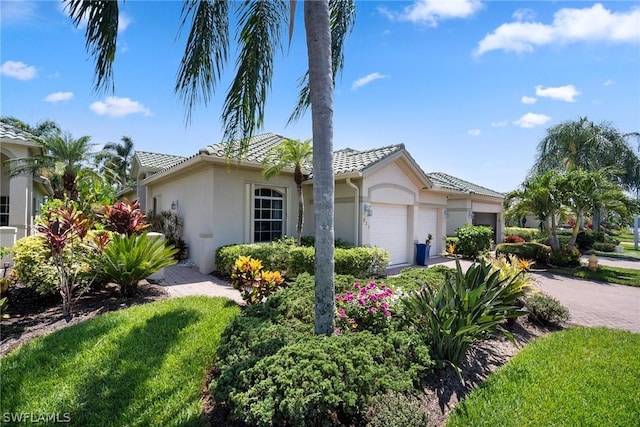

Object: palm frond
[176,0,230,123]
[64,0,119,93]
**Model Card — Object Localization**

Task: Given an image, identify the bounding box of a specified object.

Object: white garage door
[370,204,408,265]
[418,208,438,254]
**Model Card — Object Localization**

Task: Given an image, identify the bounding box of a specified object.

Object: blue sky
[1,0,639,193]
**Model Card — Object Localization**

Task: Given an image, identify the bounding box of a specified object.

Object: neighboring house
[132,133,504,274]
[427,172,505,242]
[126,151,187,211]
[0,123,52,248]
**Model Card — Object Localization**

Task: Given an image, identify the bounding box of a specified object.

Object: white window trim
[245,182,289,243]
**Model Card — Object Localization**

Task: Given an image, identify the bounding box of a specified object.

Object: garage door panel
[370,204,407,265]
[418,208,438,254]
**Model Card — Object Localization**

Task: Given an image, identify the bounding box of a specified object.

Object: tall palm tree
[531,117,640,191]
[65,0,355,335]
[5,130,97,201]
[504,170,566,250]
[262,138,312,246]
[95,136,135,190]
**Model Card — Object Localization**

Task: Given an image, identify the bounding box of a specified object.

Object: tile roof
[199,133,288,163]
[0,122,40,144]
[134,151,187,171]
[428,172,504,199]
[333,144,404,174]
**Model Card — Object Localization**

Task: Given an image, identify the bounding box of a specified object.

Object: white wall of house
[146,162,298,273]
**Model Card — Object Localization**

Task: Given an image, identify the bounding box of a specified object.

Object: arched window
[254,188,284,242]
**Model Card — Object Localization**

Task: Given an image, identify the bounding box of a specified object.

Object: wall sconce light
[363,203,373,217]
[444,209,450,218]
[171,200,179,211]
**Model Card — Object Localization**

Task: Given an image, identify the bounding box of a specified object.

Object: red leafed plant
[35,203,92,321]
[505,235,526,244]
[102,198,149,236]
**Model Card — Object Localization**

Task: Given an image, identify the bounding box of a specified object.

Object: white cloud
[521,96,537,104]
[513,113,551,128]
[491,121,508,128]
[351,72,387,90]
[90,96,152,117]
[535,84,580,102]
[380,0,482,26]
[468,129,481,136]
[118,12,132,33]
[603,79,615,86]
[0,60,37,80]
[44,92,74,103]
[475,3,640,56]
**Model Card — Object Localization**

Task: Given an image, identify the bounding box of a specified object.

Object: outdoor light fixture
[171,200,178,211]
[363,203,373,217]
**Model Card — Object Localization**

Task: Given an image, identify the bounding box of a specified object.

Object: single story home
[0,123,52,249]
[130,133,505,273]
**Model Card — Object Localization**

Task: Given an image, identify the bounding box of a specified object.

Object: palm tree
[557,170,628,250]
[262,138,312,246]
[95,136,135,190]
[531,117,640,191]
[5,130,97,200]
[504,170,566,250]
[0,116,60,138]
[65,0,355,335]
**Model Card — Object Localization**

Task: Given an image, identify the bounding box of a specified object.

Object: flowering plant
[231,256,285,304]
[335,281,394,334]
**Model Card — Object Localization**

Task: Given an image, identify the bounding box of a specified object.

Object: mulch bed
[1,281,168,356]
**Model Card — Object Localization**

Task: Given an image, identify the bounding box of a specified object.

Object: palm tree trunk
[305,0,335,336]
[297,182,304,246]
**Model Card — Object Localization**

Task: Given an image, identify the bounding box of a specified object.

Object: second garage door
[370,204,408,265]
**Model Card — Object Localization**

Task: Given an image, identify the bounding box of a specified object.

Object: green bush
[210,273,432,427]
[549,245,581,267]
[505,227,539,242]
[402,260,527,370]
[525,292,570,326]
[576,230,596,251]
[445,237,459,251]
[495,242,551,265]
[12,235,98,295]
[300,235,354,248]
[592,242,616,253]
[364,391,429,427]
[215,243,390,279]
[385,266,451,293]
[455,225,493,258]
[101,233,178,296]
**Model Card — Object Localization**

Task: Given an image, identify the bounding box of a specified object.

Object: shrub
[385,266,451,293]
[231,256,285,304]
[505,227,539,241]
[212,332,432,427]
[147,210,187,260]
[525,292,570,325]
[445,237,459,252]
[549,246,581,267]
[495,242,551,265]
[576,230,596,251]
[334,247,390,278]
[592,242,616,253]
[402,260,528,371]
[101,233,178,296]
[505,235,526,243]
[100,198,149,236]
[485,254,534,296]
[335,282,394,334]
[455,225,493,258]
[300,235,354,248]
[365,391,429,427]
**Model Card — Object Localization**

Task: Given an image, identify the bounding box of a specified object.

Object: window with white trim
[254,188,284,242]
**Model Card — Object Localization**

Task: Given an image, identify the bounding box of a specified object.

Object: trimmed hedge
[505,227,539,242]
[215,243,390,279]
[495,242,551,264]
[455,225,493,258]
[592,242,616,253]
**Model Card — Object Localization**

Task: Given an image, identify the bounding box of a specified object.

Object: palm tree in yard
[262,138,312,246]
[6,130,97,201]
[95,136,135,190]
[65,0,355,335]
[504,170,566,250]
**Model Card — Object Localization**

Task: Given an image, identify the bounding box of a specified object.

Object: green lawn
[1,296,240,426]
[448,327,640,427]
[548,265,640,287]
[617,232,640,258]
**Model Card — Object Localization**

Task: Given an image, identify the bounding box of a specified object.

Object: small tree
[35,204,92,321]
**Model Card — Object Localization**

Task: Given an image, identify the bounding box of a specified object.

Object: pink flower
[348,318,356,324]
[358,298,365,306]
[369,307,377,313]
[335,328,341,335]
[383,311,391,317]
[354,282,360,289]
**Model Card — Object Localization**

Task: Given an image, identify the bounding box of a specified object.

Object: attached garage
[417,207,439,254]
[369,204,408,265]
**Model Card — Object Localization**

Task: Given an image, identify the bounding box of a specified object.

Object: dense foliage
[454,225,493,258]
[495,242,551,265]
[525,292,570,326]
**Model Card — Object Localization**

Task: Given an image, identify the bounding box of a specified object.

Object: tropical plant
[455,224,493,258]
[262,138,312,246]
[147,210,187,260]
[65,0,356,336]
[0,116,60,138]
[101,233,178,297]
[34,204,94,320]
[504,170,567,250]
[230,255,285,305]
[4,129,97,200]
[402,260,528,373]
[335,281,394,334]
[101,198,149,236]
[525,292,570,325]
[94,135,135,190]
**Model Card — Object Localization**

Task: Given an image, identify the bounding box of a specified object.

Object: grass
[448,327,640,427]
[548,265,640,287]
[0,296,240,426]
